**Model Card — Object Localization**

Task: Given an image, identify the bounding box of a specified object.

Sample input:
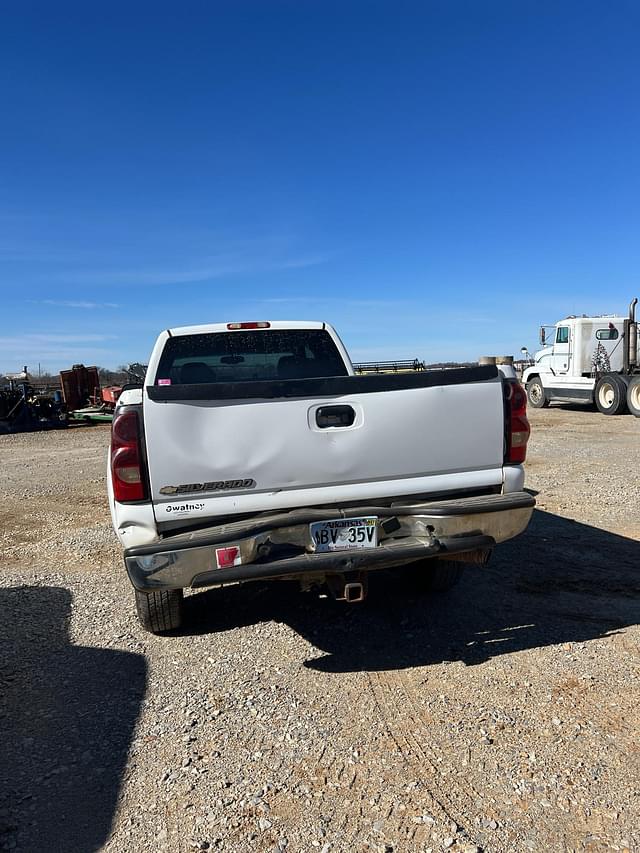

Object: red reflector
[215,546,242,568]
[226,322,271,330]
[110,411,148,502]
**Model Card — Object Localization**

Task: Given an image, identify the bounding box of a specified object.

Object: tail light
[505,381,530,463]
[110,410,148,502]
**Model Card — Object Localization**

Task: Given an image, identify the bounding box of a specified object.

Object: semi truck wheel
[626,376,640,417]
[135,588,184,633]
[595,375,628,415]
[526,377,549,408]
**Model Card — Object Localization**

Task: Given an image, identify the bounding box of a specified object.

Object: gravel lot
[1,407,639,853]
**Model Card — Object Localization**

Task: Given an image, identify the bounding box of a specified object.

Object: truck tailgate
[143,368,505,525]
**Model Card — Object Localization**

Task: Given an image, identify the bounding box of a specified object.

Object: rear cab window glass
[155,329,349,384]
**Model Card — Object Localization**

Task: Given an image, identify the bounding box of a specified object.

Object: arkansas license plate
[310,516,378,552]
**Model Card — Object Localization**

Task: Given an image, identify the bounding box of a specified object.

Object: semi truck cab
[522,298,640,415]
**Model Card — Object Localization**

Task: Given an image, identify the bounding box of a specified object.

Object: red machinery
[100,385,122,406]
[60,364,122,422]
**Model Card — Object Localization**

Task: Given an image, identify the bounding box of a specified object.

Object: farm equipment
[0,368,68,433]
[60,363,148,423]
[353,358,426,374]
[60,364,122,423]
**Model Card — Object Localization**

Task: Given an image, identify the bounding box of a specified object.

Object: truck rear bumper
[124,491,535,592]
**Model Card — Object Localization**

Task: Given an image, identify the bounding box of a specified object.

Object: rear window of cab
[155,329,349,385]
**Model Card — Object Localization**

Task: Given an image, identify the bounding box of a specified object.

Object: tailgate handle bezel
[315,405,356,428]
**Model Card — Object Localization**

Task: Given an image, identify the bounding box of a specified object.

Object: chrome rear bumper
[124,491,535,592]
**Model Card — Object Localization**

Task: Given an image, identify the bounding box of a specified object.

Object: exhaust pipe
[625,297,638,372]
[629,298,638,369]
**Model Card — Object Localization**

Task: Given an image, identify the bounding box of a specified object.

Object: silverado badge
[159,478,256,496]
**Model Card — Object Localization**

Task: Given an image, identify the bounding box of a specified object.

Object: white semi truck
[522,298,640,416]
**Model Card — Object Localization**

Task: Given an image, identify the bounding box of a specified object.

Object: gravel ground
[0,409,639,853]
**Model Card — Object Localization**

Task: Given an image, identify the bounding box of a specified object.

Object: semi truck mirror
[540,327,546,345]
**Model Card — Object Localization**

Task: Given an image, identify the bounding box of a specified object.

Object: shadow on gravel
[547,403,597,412]
[184,510,639,673]
[0,586,146,852]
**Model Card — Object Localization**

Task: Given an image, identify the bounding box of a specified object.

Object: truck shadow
[184,510,639,672]
[0,586,147,852]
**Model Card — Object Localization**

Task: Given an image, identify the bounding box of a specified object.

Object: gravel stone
[0,412,639,852]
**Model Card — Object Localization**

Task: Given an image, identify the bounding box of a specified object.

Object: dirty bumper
[124,492,535,592]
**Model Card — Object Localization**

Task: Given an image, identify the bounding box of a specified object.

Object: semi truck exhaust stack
[629,298,638,369]
[624,298,638,372]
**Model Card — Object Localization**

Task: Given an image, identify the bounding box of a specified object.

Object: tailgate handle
[316,405,356,428]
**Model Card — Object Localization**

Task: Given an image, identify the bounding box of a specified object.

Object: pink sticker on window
[157,378,171,386]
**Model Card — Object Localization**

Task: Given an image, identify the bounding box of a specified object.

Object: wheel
[526,377,549,408]
[409,559,466,592]
[626,376,640,417]
[594,374,628,415]
[135,588,184,633]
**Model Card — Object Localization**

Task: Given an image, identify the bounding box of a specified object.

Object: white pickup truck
[108,321,534,633]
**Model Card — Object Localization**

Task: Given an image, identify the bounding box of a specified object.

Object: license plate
[310,516,378,552]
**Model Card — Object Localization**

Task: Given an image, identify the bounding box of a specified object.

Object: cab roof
[167,320,326,336]
[558,315,623,324]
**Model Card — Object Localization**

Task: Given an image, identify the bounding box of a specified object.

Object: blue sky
[1,1,639,373]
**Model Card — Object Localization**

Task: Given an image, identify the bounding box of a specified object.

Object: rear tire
[410,560,466,592]
[594,374,628,415]
[135,588,184,634]
[526,377,549,408]
[626,376,640,417]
